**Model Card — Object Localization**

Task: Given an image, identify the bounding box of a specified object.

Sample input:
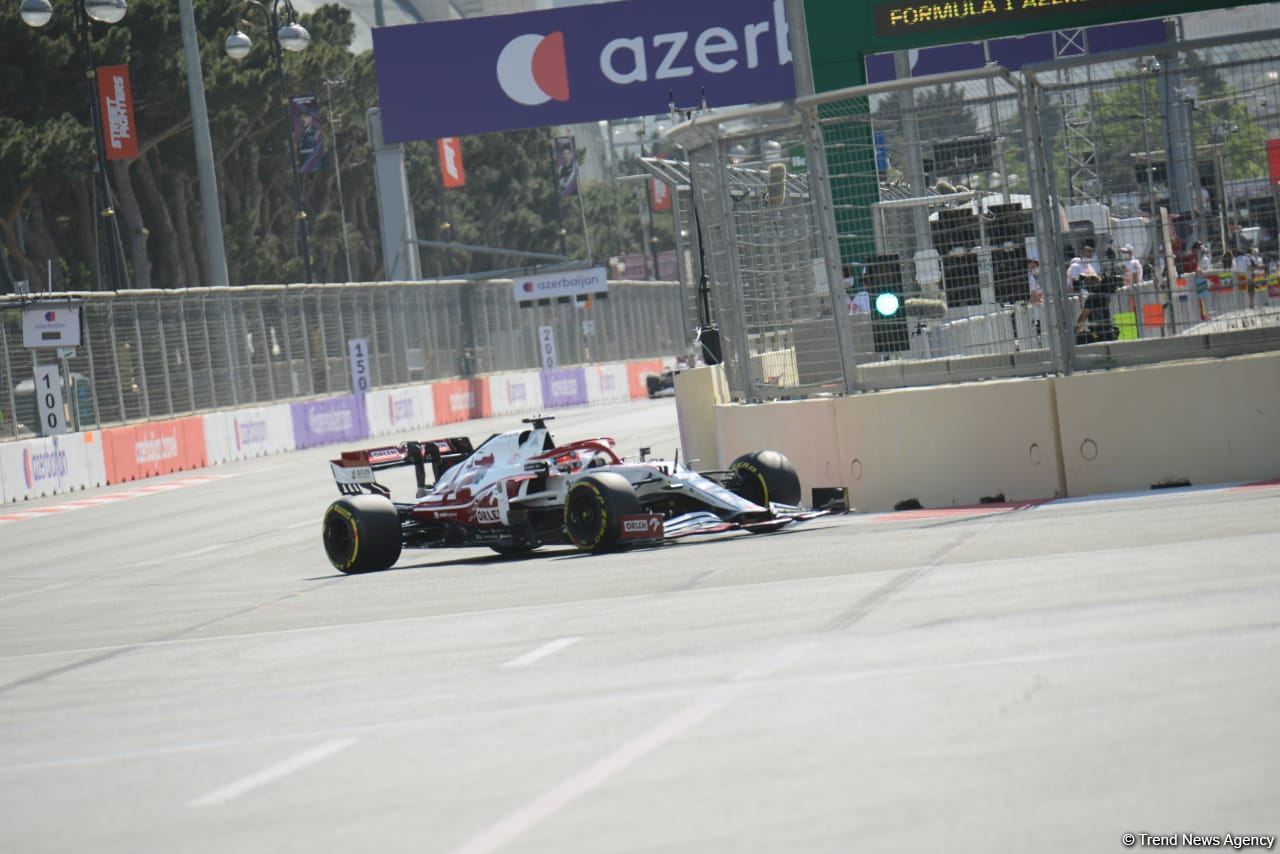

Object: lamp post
[323,78,354,282]
[20,0,128,292]
[225,0,313,283]
[1139,57,1161,282]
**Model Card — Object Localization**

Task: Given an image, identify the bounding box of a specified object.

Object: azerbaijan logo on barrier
[497,32,570,106]
[22,438,69,489]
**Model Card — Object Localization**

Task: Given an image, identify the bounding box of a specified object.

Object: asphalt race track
[2,398,1277,853]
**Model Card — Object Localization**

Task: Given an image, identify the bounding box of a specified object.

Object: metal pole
[268,2,312,283]
[177,295,196,410]
[324,78,355,282]
[179,0,230,287]
[1140,63,1161,282]
[0,319,18,438]
[76,3,124,292]
[81,305,102,426]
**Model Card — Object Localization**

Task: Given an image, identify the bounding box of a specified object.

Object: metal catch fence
[0,279,682,440]
[663,28,1280,400]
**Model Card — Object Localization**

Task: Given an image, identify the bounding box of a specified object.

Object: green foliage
[1,0,664,290]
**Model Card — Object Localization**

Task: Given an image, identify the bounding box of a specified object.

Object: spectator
[1120,244,1143,287]
[1181,240,1210,275]
[1027,257,1043,304]
[1067,244,1100,293]
[1233,247,1252,289]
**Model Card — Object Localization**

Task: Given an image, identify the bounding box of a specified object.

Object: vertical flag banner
[290,94,325,173]
[438,137,466,188]
[554,135,579,198]
[1268,139,1280,186]
[651,177,671,212]
[96,65,139,160]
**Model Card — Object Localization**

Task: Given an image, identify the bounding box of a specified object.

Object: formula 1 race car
[321,416,844,573]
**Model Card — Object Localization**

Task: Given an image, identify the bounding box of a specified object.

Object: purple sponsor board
[291,395,370,449]
[540,368,588,409]
[373,0,795,142]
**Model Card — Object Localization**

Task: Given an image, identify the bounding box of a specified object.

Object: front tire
[730,450,801,508]
[323,495,403,574]
[563,473,641,552]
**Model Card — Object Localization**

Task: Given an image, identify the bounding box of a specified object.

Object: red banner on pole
[1268,139,1280,186]
[438,137,466,188]
[96,65,139,161]
[651,177,671,212]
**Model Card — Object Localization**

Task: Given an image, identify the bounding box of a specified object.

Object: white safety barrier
[487,372,544,416]
[203,404,297,465]
[584,363,632,404]
[365,386,437,436]
[0,357,674,503]
[0,430,107,503]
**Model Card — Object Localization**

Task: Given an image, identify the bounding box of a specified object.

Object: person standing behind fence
[1067,244,1100,293]
[1067,244,1100,333]
[1120,244,1143,287]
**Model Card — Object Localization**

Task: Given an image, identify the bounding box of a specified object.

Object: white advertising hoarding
[514,267,607,303]
[23,304,81,348]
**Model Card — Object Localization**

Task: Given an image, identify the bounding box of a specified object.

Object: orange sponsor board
[626,360,664,399]
[102,417,207,483]
[432,378,491,424]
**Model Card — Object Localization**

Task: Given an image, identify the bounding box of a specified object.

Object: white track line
[502,637,582,669]
[187,738,358,808]
[452,641,819,854]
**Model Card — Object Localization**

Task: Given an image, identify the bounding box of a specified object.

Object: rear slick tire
[323,495,403,574]
[563,472,641,553]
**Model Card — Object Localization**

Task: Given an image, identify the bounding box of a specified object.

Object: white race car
[322,416,844,573]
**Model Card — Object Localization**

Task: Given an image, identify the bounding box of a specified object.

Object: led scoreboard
[874,0,1173,38]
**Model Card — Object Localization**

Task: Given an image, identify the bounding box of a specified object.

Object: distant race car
[322,416,844,573]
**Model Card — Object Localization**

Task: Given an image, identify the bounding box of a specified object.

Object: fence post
[1022,78,1074,376]
[156,299,175,417]
[799,100,859,394]
[80,303,102,427]
[177,293,196,412]
[105,302,128,422]
[278,292,297,397]
[0,315,16,439]
[710,139,758,400]
[255,296,277,402]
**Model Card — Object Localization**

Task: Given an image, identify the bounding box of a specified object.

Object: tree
[1,1,670,292]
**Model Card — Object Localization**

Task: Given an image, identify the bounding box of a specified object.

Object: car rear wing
[330,437,475,497]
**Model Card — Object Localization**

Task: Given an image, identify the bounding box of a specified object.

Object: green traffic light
[874,292,901,317]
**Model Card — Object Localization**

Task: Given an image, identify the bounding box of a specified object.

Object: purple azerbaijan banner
[372,0,795,142]
[541,368,588,409]
[291,395,370,449]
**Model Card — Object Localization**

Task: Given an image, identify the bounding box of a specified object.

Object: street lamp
[226,0,313,283]
[20,0,128,292]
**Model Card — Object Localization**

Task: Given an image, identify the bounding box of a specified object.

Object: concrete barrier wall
[0,431,107,503]
[1055,351,1280,495]
[204,404,297,465]
[714,398,840,501]
[365,386,436,436]
[674,365,729,470]
[831,379,1063,512]
[584,364,632,405]
[0,357,684,503]
[488,372,544,417]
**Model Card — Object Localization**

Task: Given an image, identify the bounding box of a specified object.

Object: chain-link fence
[0,279,682,440]
[666,28,1280,400]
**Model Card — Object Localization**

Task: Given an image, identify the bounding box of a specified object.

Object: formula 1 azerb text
[321,416,846,573]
